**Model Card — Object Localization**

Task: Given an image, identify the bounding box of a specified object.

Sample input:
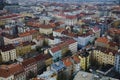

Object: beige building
[39,24,54,35]
[0,44,17,62]
[92,47,117,65]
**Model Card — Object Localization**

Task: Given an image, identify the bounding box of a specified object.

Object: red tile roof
[54,28,65,33]
[72,55,80,64]
[108,28,120,34]
[18,32,31,37]
[22,58,36,67]
[62,57,72,67]
[65,39,77,44]
[18,29,38,37]
[0,64,24,78]
[96,46,118,56]
[51,46,60,53]
[0,44,15,52]
[0,14,22,20]
[96,37,109,44]
[34,54,45,61]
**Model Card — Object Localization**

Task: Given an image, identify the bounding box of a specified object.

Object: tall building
[115,53,120,73]
[78,50,90,71]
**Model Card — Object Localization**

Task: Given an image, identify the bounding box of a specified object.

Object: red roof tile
[96,37,109,44]
[0,64,24,78]
[0,14,22,20]
[22,58,36,67]
[51,46,60,53]
[72,55,80,64]
[54,28,65,33]
[62,57,72,67]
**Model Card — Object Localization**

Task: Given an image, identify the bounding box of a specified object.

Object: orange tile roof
[62,57,72,67]
[72,55,80,64]
[96,37,109,43]
[65,39,77,44]
[96,46,118,56]
[0,14,22,20]
[29,30,38,34]
[22,58,36,67]
[18,30,38,37]
[18,32,30,37]
[109,28,120,34]
[51,46,60,53]
[54,28,65,33]
[0,64,24,78]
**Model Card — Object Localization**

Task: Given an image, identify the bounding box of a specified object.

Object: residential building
[22,58,37,79]
[108,28,120,47]
[62,57,73,80]
[18,31,32,42]
[64,15,78,26]
[114,53,120,74]
[0,63,25,80]
[15,41,32,56]
[92,47,117,65]
[73,71,119,80]
[37,70,57,80]
[71,54,80,73]
[66,39,78,53]
[95,37,119,50]
[49,46,62,62]
[91,26,101,38]
[58,42,69,57]
[78,50,90,71]
[44,53,53,67]
[53,28,65,37]
[33,35,44,47]
[3,33,22,45]
[47,37,61,46]
[51,61,65,73]
[39,24,54,35]
[28,30,39,39]
[0,44,16,62]
[0,14,24,26]
[34,54,46,74]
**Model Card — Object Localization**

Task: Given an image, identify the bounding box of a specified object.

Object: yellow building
[78,51,90,71]
[92,47,117,65]
[20,12,34,18]
[16,41,31,56]
[0,20,5,26]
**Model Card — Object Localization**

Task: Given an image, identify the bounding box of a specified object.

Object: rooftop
[22,58,36,67]
[51,61,65,72]
[62,57,72,67]
[73,71,118,80]
[0,63,24,78]
[0,44,15,52]
[51,46,61,53]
